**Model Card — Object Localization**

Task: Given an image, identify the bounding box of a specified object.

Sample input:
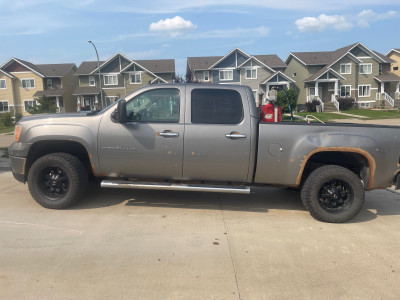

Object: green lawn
[0,125,14,134]
[344,109,400,119]
[294,112,355,123]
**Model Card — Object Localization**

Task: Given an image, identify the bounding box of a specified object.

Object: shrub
[276,88,298,113]
[306,100,320,112]
[337,98,355,111]
[0,112,13,127]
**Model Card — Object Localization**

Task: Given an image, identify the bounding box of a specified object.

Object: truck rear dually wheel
[301,165,365,223]
[28,153,88,209]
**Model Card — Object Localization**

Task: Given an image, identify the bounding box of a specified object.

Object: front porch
[72,86,101,112]
[33,89,66,113]
[259,71,295,105]
[304,68,344,111]
[374,74,400,109]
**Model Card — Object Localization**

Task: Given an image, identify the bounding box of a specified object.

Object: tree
[276,88,298,113]
[173,74,185,83]
[27,95,57,114]
[185,69,199,83]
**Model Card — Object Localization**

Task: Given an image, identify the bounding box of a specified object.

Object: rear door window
[191,89,243,124]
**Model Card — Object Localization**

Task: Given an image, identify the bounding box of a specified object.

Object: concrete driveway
[0,133,13,148]
[0,171,399,300]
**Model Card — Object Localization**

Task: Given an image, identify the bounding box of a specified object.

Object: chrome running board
[101,180,251,194]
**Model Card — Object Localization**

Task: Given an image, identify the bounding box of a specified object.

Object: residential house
[0,58,77,115]
[285,42,400,110]
[73,53,175,111]
[386,49,400,76]
[186,48,294,106]
[0,69,15,114]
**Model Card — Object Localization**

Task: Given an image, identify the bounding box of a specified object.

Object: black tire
[300,165,365,223]
[27,153,88,209]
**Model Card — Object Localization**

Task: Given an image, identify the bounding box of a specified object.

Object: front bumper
[9,155,26,182]
[8,142,31,183]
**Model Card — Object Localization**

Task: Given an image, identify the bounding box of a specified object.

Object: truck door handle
[158,131,179,138]
[225,132,247,139]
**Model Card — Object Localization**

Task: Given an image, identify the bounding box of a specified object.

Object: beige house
[73,53,175,111]
[285,42,400,110]
[386,49,400,76]
[0,58,78,116]
[0,69,15,114]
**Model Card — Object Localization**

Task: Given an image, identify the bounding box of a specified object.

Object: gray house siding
[240,67,272,94]
[157,73,173,83]
[284,56,309,105]
[101,58,121,73]
[237,52,248,67]
[214,53,236,68]
[212,69,240,84]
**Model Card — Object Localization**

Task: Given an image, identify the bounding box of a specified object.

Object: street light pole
[88,40,104,110]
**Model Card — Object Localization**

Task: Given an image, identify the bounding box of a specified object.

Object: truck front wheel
[301,165,365,223]
[28,153,88,209]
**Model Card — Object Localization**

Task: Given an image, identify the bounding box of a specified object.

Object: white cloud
[295,14,353,32]
[149,16,196,37]
[357,9,397,28]
[295,9,397,33]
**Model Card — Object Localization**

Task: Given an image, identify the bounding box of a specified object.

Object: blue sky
[1,0,399,76]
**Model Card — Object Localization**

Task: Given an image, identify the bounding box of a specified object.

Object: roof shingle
[36,64,75,77]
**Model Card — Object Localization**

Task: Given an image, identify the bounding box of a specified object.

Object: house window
[0,79,6,89]
[22,79,35,88]
[379,64,382,74]
[24,100,36,112]
[47,79,53,88]
[340,63,351,74]
[340,85,351,97]
[89,76,95,86]
[359,102,371,108]
[394,66,399,71]
[219,70,233,81]
[129,73,142,84]
[359,64,372,74]
[104,75,118,85]
[246,68,257,79]
[0,101,9,112]
[358,85,371,97]
[292,73,296,77]
[203,71,209,82]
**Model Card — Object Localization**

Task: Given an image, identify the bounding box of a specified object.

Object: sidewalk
[0,133,14,148]
[328,111,369,118]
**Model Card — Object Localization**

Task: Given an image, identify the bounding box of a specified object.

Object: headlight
[14,125,22,143]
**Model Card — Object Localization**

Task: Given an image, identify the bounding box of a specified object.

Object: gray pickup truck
[8,83,400,222]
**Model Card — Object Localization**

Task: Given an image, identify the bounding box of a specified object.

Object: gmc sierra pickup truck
[8,84,400,222]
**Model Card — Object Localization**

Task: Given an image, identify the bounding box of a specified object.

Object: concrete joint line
[219,199,242,300]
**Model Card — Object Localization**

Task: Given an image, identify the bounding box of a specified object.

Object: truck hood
[18,112,97,124]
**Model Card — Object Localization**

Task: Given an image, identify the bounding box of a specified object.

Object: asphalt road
[1,171,399,300]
